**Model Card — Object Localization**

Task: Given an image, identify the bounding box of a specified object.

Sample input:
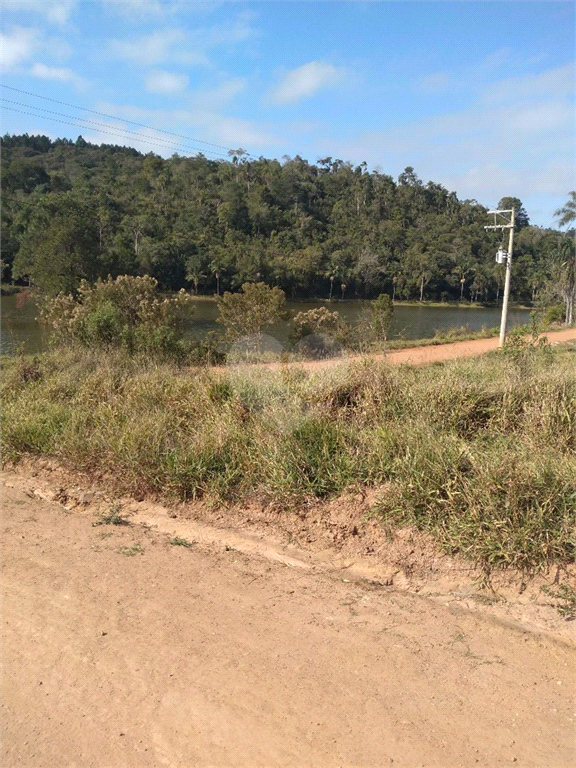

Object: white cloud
[145,69,189,94]
[270,61,347,104]
[107,15,256,67]
[188,77,246,110]
[103,0,171,18]
[1,1,76,25]
[103,0,222,21]
[479,62,574,105]
[193,112,277,149]
[0,26,37,70]
[94,101,278,155]
[108,29,190,66]
[30,62,87,89]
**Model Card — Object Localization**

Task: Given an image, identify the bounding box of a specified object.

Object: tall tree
[497,197,530,230]
[554,192,576,228]
[12,194,101,295]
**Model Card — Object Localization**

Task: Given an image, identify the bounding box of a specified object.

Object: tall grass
[1,342,574,572]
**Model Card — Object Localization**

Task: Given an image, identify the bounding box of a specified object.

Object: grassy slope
[1,343,574,574]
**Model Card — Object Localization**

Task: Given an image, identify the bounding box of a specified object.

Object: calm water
[1,293,532,356]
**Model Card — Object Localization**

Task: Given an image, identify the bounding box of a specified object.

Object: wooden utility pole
[485,208,516,346]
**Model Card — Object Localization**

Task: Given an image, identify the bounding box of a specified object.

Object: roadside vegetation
[2,331,573,577]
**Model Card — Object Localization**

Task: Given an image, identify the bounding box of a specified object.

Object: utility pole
[485,207,516,346]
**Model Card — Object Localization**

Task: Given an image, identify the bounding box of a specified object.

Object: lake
[0,293,532,356]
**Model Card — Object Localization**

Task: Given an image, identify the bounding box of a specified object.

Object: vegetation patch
[1,341,574,578]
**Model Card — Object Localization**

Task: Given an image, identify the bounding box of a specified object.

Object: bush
[290,307,350,357]
[40,275,195,361]
[216,282,286,340]
[542,304,565,326]
[363,294,394,343]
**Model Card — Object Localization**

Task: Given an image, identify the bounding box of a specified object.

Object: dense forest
[1,133,573,309]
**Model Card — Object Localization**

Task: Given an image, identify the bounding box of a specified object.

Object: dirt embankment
[2,466,575,768]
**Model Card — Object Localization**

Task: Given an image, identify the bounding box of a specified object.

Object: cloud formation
[108,29,189,66]
[30,62,86,89]
[94,101,278,156]
[145,70,189,94]
[103,0,220,21]
[2,0,76,25]
[270,61,347,104]
[0,27,37,70]
[108,15,256,67]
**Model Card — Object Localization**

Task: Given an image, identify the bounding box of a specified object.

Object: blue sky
[1,0,574,227]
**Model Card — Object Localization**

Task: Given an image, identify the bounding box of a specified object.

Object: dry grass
[2,341,574,574]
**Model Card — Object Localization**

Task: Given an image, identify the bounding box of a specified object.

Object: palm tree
[554,192,576,228]
[553,194,576,325]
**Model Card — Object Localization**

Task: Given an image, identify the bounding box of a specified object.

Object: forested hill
[0,133,568,303]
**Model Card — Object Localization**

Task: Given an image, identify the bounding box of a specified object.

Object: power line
[1,105,235,160]
[0,83,258,160]
[0,98,232,160]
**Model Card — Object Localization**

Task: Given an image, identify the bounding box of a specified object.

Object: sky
[1,0,574,227]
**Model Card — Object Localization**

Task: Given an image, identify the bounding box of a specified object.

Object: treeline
[0,132,572,305]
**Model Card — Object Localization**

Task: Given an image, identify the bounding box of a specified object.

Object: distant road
[251,327,576,374]
[384,327,576,366]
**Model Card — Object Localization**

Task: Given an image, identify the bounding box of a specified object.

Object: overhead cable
[0,83,258,160]
[1,105,235,161]
[0,98,231,160]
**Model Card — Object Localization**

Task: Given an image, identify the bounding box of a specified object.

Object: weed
[94,503,130,526]
[540,584,576,619]
[169,536,194,548]
[117,543,144,557]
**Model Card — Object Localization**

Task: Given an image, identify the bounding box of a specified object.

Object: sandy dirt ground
[383,327,575,366]
[1,468,575,768]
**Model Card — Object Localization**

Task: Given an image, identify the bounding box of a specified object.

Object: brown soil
[2,465,575,768]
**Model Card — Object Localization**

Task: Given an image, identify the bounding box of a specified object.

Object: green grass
[2,341,574,575]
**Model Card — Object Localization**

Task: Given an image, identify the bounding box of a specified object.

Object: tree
[497,197,530,230]
[547,236,575,325]
[12,195,101,295]
[554,192,576,229]
[186,253,207,295]
[363,293,394,341]
[550,194,576,324]
[1,134,560,305]
[216,282,286,340]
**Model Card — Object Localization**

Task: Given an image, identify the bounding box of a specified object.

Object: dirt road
[1,470,574,768]
[383,327,575,366]
[241,327,576,374]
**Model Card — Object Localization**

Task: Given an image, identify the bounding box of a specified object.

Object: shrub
[365,294,394,342]
[2,344,574,574]
[290,307,350,357]
[216,282,286,340]
[40,275,195,361]
[542,303,565,326]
